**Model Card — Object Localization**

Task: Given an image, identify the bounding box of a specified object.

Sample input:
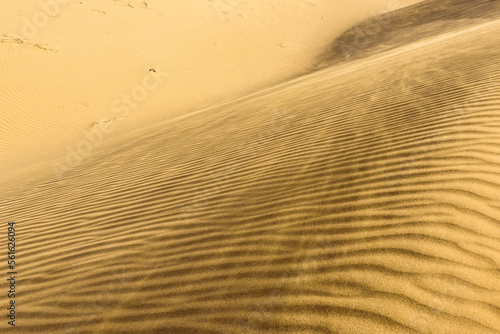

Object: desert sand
[1,0,500,333]
[0,0,422,184]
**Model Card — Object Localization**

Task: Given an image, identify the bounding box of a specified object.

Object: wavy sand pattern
[1,1,500,333]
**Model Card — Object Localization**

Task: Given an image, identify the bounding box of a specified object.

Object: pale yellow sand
[2,0,500,333]
[0,0,421,183]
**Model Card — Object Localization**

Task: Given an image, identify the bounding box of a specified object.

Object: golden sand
[1,0,499,333]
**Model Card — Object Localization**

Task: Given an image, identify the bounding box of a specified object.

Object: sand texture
[1,0,500,333]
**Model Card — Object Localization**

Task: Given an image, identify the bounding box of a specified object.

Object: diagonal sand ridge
[1,7,500,333]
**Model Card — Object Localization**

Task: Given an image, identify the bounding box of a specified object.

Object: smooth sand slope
[2,1,500,334]
[0,0,422,182]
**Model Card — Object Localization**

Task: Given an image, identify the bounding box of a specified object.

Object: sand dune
[2,1,500,333]
[0,0,422,181]
[320,0,500,67]
[2,2,500,332]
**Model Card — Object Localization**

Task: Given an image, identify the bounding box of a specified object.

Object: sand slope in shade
[1,5,500,334]
[321,0,500,67]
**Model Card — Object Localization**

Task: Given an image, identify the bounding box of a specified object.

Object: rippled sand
[1,0,500,333]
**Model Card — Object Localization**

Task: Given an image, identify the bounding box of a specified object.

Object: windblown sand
[0,0,422,181]
[1,0,500,333]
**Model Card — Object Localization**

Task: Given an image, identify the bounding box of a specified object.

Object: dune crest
[1,1,500,332]
[320,0,500,67]
[0,0,422,180]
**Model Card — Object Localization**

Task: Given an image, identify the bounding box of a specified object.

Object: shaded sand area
[321,0,500,67]
[2,0,500,333]
[0,0,422,182]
